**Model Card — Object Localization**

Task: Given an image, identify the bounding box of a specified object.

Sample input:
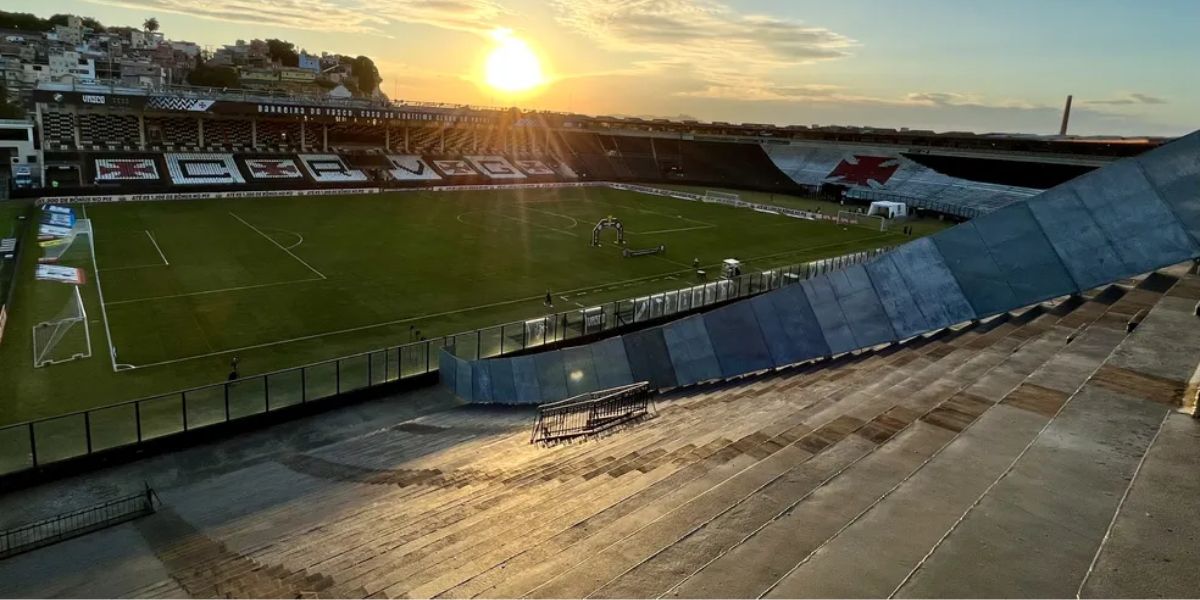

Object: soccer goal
[32,285,92,367]
[837,210,888,232]
[702,190,743,206]
[38,220,93,263]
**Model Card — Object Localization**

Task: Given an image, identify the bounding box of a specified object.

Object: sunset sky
[27,0,1199,136]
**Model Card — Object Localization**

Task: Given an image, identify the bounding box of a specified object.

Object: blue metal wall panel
[828,265,897,347]
[1026,186,1129,291]
[970,202,1077,305]
[750,285,831,367]
[1135,133,1200,245]
[801,277,857,354]
[488,358,517,404]
[456,357,474,403]
[865,255,929,339]
[534,351,569,402]
[438,349,457,395]
[704,302,773,377]
[623,328,678,389]
[472,359,494,403]
[510,355,542,404]
[591,336,635,389]
[887,238,976,329]
[1067,160,1197,274]
[931,222,1019,317]
[663,314,722,386]
[562,345,600,397]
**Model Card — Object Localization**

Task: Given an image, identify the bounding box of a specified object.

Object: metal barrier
[0,245,892,479]
[0,483,157,559]
[530,382,655,446]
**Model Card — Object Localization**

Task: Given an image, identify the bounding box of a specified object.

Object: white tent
[868,200,908,219]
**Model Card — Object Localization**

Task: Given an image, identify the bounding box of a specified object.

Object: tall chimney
[1059,95,1073,136]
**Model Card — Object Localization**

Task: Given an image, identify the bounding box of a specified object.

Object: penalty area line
[145,230,169,266]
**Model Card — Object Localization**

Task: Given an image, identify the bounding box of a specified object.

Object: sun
[484,29,545,94]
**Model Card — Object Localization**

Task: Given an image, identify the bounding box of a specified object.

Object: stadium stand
[78,113,140,151]
[91,155,162,184]
[386,155,442,181]
[1,267,1196,598]
[201,119,254,151]
[241,157,305,180]
[464,155,527,180]
[297,154,368,182]
[40,111,76,151]
[164,153,246,185]
[765,144,1038,217]
[144,117,200,151]
[255,121,305,152]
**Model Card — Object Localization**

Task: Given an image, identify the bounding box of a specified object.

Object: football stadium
[0,4,1198,599]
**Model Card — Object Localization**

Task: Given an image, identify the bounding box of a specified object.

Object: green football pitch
[0,186,941,424]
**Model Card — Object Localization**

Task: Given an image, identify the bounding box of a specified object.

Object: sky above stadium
[33,0,1199,136]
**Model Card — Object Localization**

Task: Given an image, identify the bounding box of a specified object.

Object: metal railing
[0,483,157,559]
[0,245,891,479]
[531,382,655,445]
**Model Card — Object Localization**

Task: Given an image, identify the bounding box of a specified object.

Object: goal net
[703,190,743,206]
[836,210,888,232]
[39,220,93,263]
[32,285,92,367]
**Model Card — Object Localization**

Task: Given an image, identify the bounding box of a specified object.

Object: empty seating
[297,154,368,182]
[78,113,140,151]
[164,153,245,185]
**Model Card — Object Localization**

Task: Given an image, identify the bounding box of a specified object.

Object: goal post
[32,284,92,367]
[702,190,743,206]
[836,210,888,232]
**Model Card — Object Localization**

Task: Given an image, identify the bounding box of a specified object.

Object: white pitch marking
[105,277,324,306]
[81,206,120,372]
[145,230,169,266]
[229,212,326,280]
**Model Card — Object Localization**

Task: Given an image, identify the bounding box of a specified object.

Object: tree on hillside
[143,17,159,32]
[0,11,53,31]
[186,64,238,88]
[265,39,299,67]
[350,56,380,95]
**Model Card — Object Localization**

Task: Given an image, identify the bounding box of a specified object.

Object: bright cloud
[84,0,504,35]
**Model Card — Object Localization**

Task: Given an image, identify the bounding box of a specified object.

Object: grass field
[0,186,944,424]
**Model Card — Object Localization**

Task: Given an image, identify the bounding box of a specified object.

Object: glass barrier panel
[228,377,267,419]
[401,343,427,379]
[453,332,479,360]
[304,361,338,401]
[140,394,185,440]
[339,355,370,393]
[502,322,525,353]
[89,403,138,452]
[185,386,226,430]
[267,369,304,410]
[32,414,88,464]
[0,425,33,476]
[370,350,390,386]
[478,326,503,359]
[563,310,584,340]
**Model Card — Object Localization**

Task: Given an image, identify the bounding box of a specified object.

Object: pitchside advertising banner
[35,264,86,285]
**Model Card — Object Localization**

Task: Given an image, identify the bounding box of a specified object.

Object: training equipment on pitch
[591,216,626,246]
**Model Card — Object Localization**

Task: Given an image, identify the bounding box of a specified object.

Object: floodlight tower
[1059,95,1073,136]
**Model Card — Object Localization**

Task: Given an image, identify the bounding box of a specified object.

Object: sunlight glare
[484,29,545,93]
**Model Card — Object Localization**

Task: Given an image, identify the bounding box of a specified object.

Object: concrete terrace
[1,267,1198,598]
